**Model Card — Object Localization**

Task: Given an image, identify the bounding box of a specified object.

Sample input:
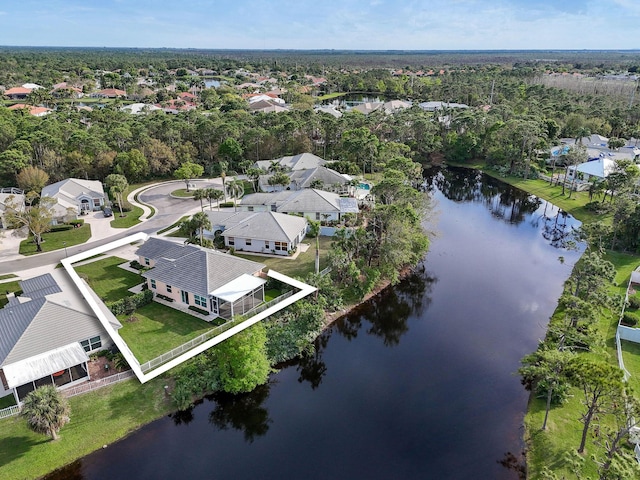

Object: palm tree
[21,385,70,441]
[191,211,212,246]
[219,161,229,202]
[193,189,207,212]
[226,179,244,212]
[205,187,224,211]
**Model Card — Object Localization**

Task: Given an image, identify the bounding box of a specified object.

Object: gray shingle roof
[255,152,327,171]
[240,189,359,214]
[135,237,198,261]
[143,249,265,298]
[215,211,307,242]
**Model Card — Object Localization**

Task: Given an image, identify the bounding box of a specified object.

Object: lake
[46,167,583,479]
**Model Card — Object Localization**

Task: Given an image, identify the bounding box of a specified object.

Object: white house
[42,178,106,216]
[567,158,617,183]
[205,210,307,256]
[239,188,359,223]
[259,166,352,193]
[255,153,327,172]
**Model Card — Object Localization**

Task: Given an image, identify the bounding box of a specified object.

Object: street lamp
[63,241,68,258]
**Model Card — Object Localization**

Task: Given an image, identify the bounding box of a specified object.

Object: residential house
[205,211,307,256]
[418,101,469,112]
[249,99,289,114]
[94,88,127,98]
[42,178,106,217]
[239,188,359,223]
[3,87,32,99]
[351,102,383,115]
[7,104,53,117]
[0,189,25,229]
[259,166,352,193]
[255,153,327,172]
[0,272,120,403]
[566,158,617,184]
[138,238,267,319]
[315,105,343,118]
[121,103,162,115]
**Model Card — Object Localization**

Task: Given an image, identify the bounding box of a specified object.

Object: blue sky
[1,0,639,50]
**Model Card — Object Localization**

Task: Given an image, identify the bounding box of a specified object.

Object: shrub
[628,296,640,310]
[129,260,144,270]
[156,293,174,302]
[219,202,235,208]
[108,289,154,315]
[68,219,84,226]
[50,224,74,232]
[621,313,638,327]
[188,305,210,316]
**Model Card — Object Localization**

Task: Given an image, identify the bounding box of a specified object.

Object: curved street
[0,178,225,276]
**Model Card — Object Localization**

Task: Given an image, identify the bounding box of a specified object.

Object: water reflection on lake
[46,167,583,480]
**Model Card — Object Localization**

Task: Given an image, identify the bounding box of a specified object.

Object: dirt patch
[88,357,121,381]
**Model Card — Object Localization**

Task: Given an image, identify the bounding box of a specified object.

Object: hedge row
[108,289,154,316]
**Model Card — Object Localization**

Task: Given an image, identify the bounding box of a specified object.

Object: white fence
[0,404,20,419]
[61,371,136,398]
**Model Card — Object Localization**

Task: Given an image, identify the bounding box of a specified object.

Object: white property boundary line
[61,232,316,384]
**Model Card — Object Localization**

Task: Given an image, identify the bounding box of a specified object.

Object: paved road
[0,179,224,276]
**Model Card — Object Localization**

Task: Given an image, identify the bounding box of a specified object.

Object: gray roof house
[239,188,359,223]
[255,153,327,172]
[139,238,267,320]
[0,272,120,403]
[42,178,106,216]
[205,211,307,256]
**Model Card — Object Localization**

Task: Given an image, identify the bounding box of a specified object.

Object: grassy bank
[0,378,173,480]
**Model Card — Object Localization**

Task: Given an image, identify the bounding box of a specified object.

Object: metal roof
[218,211,307,243]
[135,237,198,261]
[211,274,266,302]
[3,342,88,388]
[20,273,62,299]
[0,298,47,365]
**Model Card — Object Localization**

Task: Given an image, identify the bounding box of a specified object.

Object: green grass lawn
[0,377,173,480]
[110,205,144,228]
[236,236,332,279]
[0,274,17,281]
[170,188,194,198]
[0,280,23,308]
[157,215,189,235]
[74,257,143,303]
[19,224,91,256]
[118,302,216,364]
[264,289,282,302]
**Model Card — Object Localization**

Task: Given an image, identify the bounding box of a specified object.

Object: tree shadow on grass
[0,435,50,468]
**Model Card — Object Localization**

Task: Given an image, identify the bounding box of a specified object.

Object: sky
[0,0,639,50]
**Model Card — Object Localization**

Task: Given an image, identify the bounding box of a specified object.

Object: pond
[46,167,583,480]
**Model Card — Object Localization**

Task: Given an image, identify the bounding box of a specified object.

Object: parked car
[103,207,113,217]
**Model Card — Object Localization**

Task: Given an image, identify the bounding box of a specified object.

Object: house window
[275,241,287,251]
[248,206,254,212]
[166,285,172,293]
[246,239,252,246]
[144,257,150,266]
[315,212,321,220]
[150,279,156,289]
[80,335,102,352]
[228,237,235,246]
[194,294,207,307]
[265,241,269,249]
[270,204,277,212]
[93,198,101,207]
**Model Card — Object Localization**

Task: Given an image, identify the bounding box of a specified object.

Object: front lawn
[74,257,142,303]
[0,377,173,480]
[118,302,216,364]
[19,224,91,256]
[236,236,332,279]
[110,205,144,228]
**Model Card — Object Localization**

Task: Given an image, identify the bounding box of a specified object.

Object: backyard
[117,302,218,364]
[236,236,333,279]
